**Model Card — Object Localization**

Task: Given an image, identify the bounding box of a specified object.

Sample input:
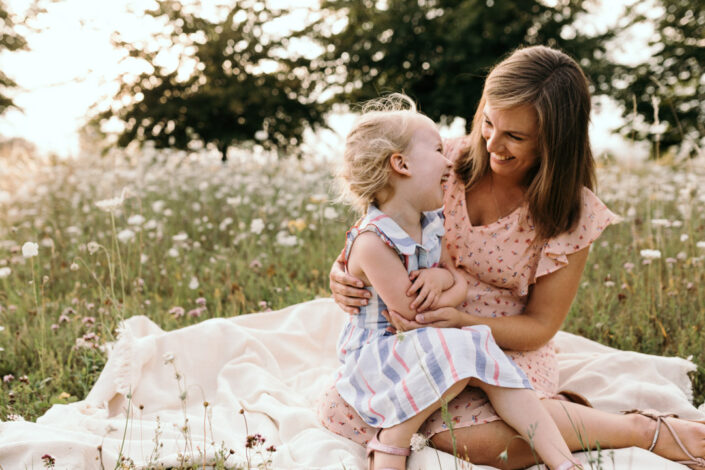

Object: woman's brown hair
[455,45,596,240]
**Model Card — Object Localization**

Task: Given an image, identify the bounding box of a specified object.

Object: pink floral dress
[317,148,620,444]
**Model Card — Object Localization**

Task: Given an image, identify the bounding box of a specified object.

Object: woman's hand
[384,306,468,331]
[329,251,370,314]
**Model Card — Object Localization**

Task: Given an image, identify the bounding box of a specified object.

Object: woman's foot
[632,411,705,469]
[366,428,411,470]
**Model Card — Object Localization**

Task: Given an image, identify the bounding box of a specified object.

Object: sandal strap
[366,429,411,458]
[554,460,582,470]
[659,418,705,466]
[624,409,705,467]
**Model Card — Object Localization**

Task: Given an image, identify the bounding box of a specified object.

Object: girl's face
[404,117,452,211]
[481,102,539,182]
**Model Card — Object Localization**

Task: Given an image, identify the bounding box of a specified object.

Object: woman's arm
[394,246,590,351]
[329,250,371,314]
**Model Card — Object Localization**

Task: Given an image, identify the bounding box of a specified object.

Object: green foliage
[92,0,324,161]
[308,0,615,127]
[0,0,29,115]
[608,0,705,158]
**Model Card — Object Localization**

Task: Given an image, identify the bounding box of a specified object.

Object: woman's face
[480,102,539,182]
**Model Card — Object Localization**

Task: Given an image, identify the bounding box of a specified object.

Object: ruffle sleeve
[535,188,621,280]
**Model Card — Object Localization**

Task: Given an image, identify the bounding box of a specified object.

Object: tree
[608,0,705,158]
[92,0,324,161]
[0,0,29,115]
[308,0,616,129]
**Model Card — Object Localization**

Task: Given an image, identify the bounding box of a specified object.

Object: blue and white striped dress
[335,205,532,428]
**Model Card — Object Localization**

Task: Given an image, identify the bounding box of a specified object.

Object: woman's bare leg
[431,398,705,469]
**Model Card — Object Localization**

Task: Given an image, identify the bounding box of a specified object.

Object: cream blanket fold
[0,298,702,469]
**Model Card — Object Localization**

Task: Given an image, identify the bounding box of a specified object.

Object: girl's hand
[329,252,370,314]
[381,309,424,333]
[412,306,467,329]
[407,269,451,312]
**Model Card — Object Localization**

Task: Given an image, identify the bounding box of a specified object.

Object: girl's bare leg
[431,398,705,470]
[475,381,576,469]
[373,379,469,470]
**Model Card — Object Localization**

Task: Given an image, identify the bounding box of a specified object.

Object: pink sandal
[624,409,705,468]
[366,428,411,470]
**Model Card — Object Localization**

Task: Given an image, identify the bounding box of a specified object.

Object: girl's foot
[366,428,411,470]
[630,410,705,469]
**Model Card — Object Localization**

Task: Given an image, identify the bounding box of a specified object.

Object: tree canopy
[0,1,29,116]
[609,0,705,158]
[308,0,616,129]
[91,0,324,160]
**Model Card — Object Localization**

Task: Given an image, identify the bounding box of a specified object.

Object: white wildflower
[650,219,671,228]
[167,248,179,258]
[0,326,4,332]
[70,263,79,271]
[152,200,165,213]
[323,207,338,219]
[251,218,265,235]
[640,249,661,260]
[681,234,689,242]
[227,196,242,206]
[41,238,54,248]
[188,276,199,290]
[140,253,149,264]
[95,188,127,212]
[697,241,705,249]
[21,242,38,258]
[117,229,135,243]
[144,219,158,230]
[127,214,146,226]
[87,241,100,255]
[276,231,298,247]
[626,207,637,218]
[172,232,189,242]
[410,433,428,451]
[0,267,10,278]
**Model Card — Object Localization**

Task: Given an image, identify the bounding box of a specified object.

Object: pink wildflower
[82,316,95,326]
[187,308,204,318]
[3,374,14,383]
[51,323,59,331]
[169,306,185,318]
[195,297,207,307]
[249,259,262,269]
[58,314,70,323]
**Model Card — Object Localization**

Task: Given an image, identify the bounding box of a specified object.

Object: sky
[0,0,655,161]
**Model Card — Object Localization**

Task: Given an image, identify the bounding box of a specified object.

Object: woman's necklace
[490,173,523,220]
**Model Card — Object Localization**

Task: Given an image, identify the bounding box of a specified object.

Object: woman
[321,45,705,469]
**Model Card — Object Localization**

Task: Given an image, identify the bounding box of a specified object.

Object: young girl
[334,95,580,470]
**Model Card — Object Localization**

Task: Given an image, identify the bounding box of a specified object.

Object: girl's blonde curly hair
[337,93,427,213]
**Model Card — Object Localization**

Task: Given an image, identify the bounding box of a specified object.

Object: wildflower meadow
[0,147,704,467]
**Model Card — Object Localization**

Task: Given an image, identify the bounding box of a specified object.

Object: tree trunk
[218,142,228,162]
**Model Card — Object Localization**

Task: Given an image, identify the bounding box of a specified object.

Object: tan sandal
[366,428,411,470]
[624,409,705,468]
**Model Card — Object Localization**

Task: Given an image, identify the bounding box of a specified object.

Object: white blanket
[1,298,703,469]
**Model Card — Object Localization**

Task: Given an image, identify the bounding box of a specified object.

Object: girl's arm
[407,243,467,311]
[392,246,590,351]
[347,231,420,322]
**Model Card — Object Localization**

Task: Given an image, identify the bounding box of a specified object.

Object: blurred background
[0,0,703,164]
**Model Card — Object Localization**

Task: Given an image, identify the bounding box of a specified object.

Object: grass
[0,146,704,467]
